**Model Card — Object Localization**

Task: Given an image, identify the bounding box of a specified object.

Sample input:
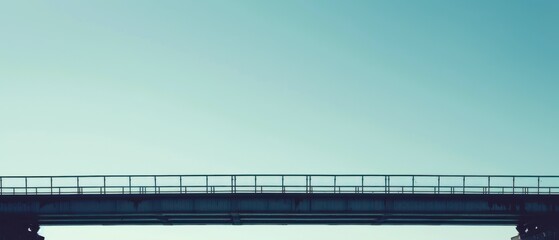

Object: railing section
[0,175,558,196]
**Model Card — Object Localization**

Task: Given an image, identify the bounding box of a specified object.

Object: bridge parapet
[1,174,559,196]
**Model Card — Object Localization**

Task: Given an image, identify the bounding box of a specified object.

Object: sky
[0,0,558,239]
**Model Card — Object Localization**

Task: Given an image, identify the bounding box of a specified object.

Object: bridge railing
[0,175,558,196]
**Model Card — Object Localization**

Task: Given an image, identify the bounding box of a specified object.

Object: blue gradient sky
[1,1,557,239]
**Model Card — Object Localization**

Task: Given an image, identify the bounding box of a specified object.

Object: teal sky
[1,1,557,239]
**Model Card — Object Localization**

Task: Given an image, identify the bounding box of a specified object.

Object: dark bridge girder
[0,193,558,226]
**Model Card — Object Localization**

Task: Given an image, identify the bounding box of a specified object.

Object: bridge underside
[1,193,558,226]
[34,213,522,225]
[1,193,559,239]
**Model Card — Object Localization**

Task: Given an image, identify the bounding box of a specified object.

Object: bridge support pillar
[514,223,559,240]
[0,223,44,240]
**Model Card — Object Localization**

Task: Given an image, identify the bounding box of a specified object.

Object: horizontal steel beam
[1,193,558,226]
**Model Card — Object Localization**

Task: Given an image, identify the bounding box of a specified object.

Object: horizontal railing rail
[0,174,558,196]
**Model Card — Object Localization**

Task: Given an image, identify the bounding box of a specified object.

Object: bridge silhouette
[1,174,558,240]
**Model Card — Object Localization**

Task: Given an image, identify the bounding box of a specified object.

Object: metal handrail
[0,174,558,196]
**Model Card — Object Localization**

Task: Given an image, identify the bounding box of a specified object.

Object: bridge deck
[1,175,559,226]
[1,193,558,226]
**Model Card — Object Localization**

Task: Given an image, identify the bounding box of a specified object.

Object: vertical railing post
[179,176,183,194]
[384,176,387,193]
[309,176,312,193]
[462,176,466,194]
[233,175,236,193]
[254,176,257,193]
[437,176,440,194]
[129,176,132,194]
[305,176,308,193]
[334,176,337,193]
[205,176,209,193]
[50,177,53,195]
[487,176,491,194]
[387,176,390,194]
[538,177,540,194]
[154,176,158,194]
[0,177,2,196]
[77,177,80,194]
[412,176,415,194]
[25,177,28,195]
[282,176,285,193]
[512,177,516,194]
[103,177,106,194]
[361,176,365,193]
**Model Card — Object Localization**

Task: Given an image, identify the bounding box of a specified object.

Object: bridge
[1,174,559,240]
